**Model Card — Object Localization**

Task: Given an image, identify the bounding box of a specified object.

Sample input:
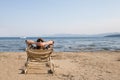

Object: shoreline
[0,50,120,55]
[0,50,120,53]
[0,51,120,80]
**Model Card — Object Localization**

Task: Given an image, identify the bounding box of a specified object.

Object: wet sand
[0,51,120,80]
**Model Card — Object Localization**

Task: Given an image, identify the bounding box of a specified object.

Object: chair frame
[24,46,54,74]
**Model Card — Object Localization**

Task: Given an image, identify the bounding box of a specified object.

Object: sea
[0,37,120,52]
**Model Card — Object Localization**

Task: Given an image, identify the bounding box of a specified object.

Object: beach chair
[24,45,54,74]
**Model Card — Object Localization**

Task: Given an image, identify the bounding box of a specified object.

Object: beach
[0,51,120,80]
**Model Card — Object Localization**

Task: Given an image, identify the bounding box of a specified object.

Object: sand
[0,51,120,80]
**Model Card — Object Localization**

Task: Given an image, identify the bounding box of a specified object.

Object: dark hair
[36,38,44,49]
[36,38,44,42]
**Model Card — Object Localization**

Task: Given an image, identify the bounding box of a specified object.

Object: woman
[26,38,54,49]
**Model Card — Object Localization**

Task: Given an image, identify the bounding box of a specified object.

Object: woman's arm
[26,40,36,45]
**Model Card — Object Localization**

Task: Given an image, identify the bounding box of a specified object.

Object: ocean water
[0,37,120,52]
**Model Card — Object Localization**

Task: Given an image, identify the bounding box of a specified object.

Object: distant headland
[104,34,120,37]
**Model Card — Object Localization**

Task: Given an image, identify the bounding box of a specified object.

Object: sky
[0,0,120,37]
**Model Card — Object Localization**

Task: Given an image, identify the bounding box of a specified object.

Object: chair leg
[24,58,30,74]
[24,68,27,74]
[51,62,54,73]
[48,61,54,74]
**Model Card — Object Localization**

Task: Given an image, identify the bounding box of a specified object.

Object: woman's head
[36,38,44,42]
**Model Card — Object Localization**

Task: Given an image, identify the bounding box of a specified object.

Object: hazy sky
[0,0,120,37]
